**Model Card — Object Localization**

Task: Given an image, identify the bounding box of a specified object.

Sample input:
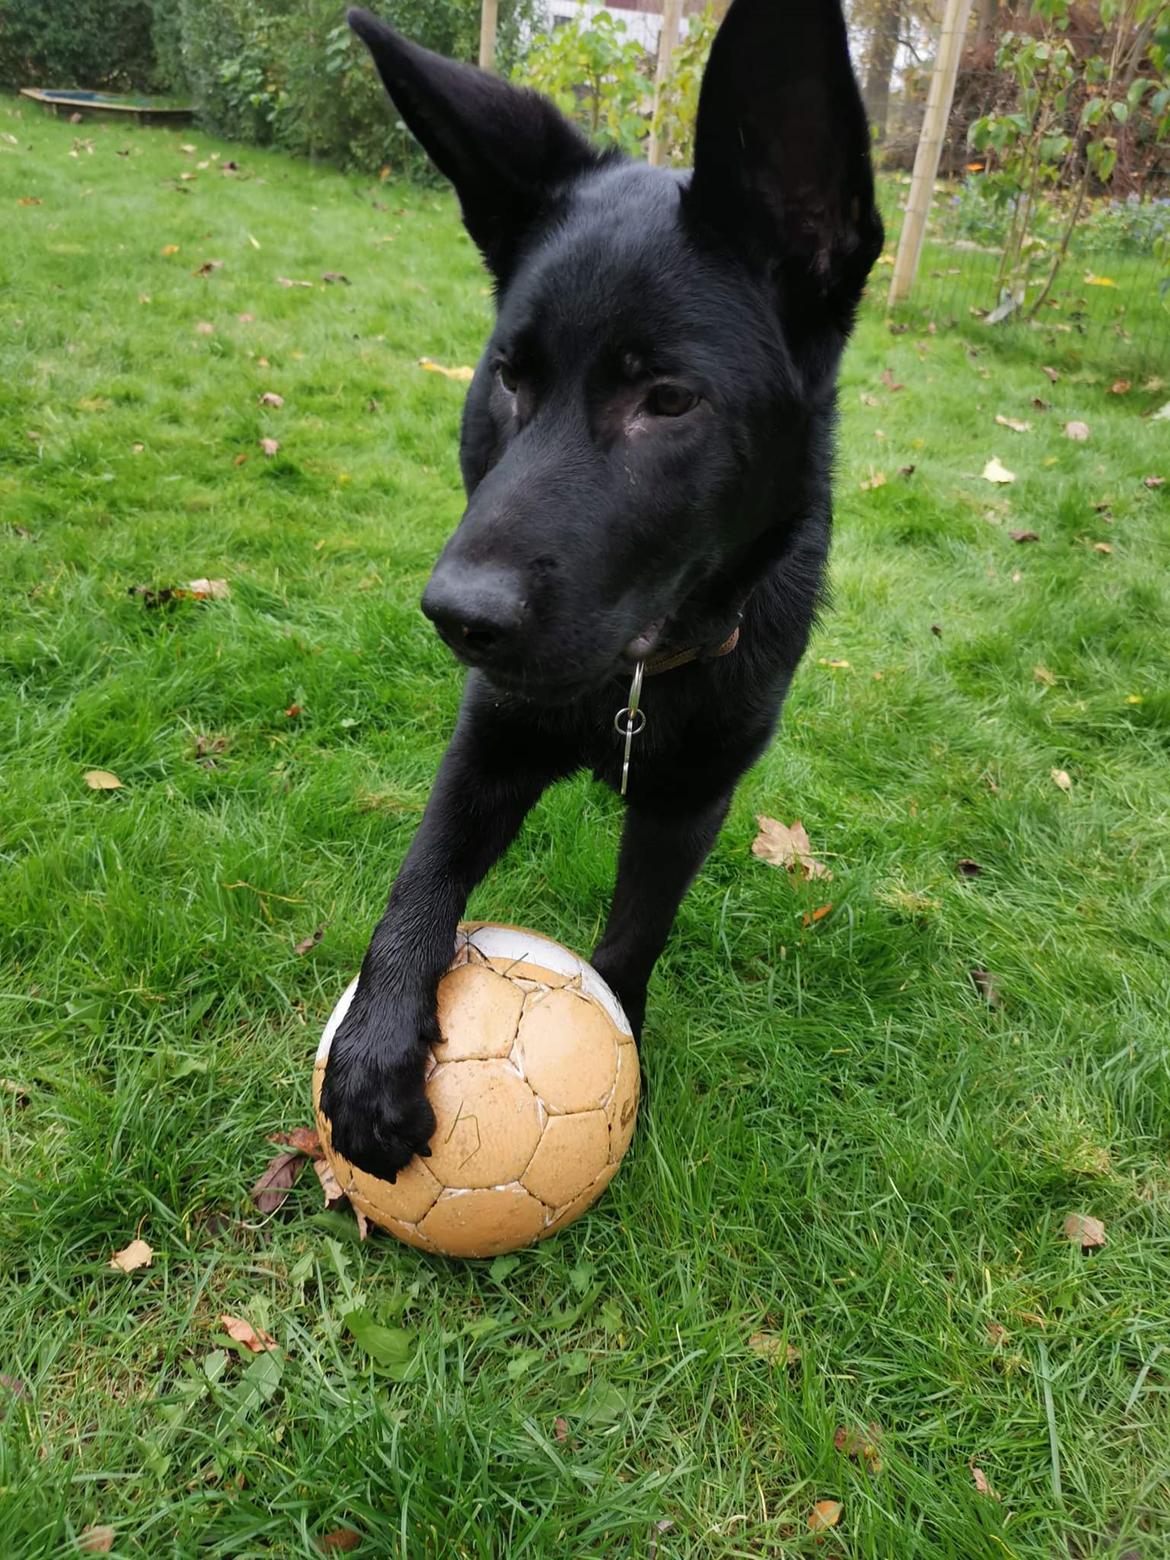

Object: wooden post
[647,0,684,167]
[479,0,499,72]
[887,0,973,306]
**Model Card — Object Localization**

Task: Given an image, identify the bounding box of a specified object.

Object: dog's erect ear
[347,8,599,280]
[684,0,882,326]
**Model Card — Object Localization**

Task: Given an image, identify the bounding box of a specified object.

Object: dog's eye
[497,362,520,395]
[645,383,698,418]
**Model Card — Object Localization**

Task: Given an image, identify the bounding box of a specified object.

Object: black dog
[323,0,882,1180]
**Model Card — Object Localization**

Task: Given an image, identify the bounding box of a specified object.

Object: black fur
[323,0,882,1179]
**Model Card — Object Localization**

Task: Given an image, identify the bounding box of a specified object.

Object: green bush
[516,6,651,155]
[0,0,162,91]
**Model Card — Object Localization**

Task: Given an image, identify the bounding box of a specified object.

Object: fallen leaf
[1041,365,1060,383]
[251,1149,304,1213]
[187,578,229,600]
[284,703,302,718]
[259,391,284,408]
[986,1322,1008,1346]
[859,470,887,491]
[751,817,832,880]
[276,275,313,288]
[322,271,350,284]
[269,1126,323,1156]
[195,321,214,337]
[970,1464,998,1499]
[859,391,879,407]
[834,1423,883,1475]
[84,769,122,790]
[1009,530,1039,543]
[1031,397,1051,411]
[132,442,144,454]
[260,437,280,456]
[1064,420,1090,442]
[160,243,180,256]
[748,1331,800,1366]
[1051,768,1072,792]
[554,1416,569,1441]
[930,622,943,637]
[17,195,42,206]
[1083,272,1116,287]
[193,259,224,277]
[970,969,1001,1008]
[879,368,904,391]
[818,657,852,669]
[79,1527,116,1554]
[233,452,248,467]
[109,1238,152,1273]
[808,1500,842,1534]
[418,357,474,382]
[294,925,326,956]
[995,414,1032,433]
[319,1532,362,1554]
[802,904,833,927]
[1109,380,1131,395]
[982,457,1015,484]
[220,1313,278,1353]
[0,1374,26,1418]
[237,312,254,323]
[193,733,227,763]
[956,858,983,877]
[1033,664,1056,686]
[1144,475,1165,488]
[246,231,260,247]
[1092,541,1113,554]
[1063,1212,1106,1249]
[314,1155,344,1206]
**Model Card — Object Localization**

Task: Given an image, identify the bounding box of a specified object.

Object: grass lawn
[2,96,1169,1560]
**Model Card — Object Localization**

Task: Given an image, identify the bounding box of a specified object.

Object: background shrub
[0,0,164,92]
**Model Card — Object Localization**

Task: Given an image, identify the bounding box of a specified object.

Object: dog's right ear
[348,8,599,281]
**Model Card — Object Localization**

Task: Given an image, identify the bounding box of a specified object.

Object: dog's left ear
[684,0,883,329]
[348,8,599,281]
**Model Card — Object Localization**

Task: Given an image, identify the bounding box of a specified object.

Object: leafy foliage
[650,4,720,166]
[516,6,651,154]
[0,0,164,92]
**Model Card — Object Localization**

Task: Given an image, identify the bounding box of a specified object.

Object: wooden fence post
[647,0,684,167]
[479,0,499,72]
[887,0,974,306]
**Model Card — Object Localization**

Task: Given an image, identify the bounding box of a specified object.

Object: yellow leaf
[981,457,1015,484]
[84,769,122,790]
[808,1500,842,1533]
[160,244,179,256]
[418,357,474,383]
[109,1238,152,1272]
[1083,272,1116,287]
[859,470,887,491]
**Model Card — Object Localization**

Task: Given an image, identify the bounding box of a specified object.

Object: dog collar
[614,622,742,795]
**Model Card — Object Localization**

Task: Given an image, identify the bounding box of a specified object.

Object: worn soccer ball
[313,923,640,1258]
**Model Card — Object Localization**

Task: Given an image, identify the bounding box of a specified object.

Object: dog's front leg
[321,700,567,1179]
[591,789,734,1038]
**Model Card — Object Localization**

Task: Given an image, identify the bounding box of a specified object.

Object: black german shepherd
[322,0,883,1179]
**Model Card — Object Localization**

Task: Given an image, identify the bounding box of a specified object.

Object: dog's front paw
[320,992,438,1181]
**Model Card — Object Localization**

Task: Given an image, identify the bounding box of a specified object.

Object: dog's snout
[421,565,526,664]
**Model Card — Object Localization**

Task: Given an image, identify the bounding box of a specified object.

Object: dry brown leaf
[314,1155,344,1206]
[748,1331,800,1366]
[995,414,1032,433]
[986,1322,1008,1346]
[879,368,904,391]
[1051,768,1073,792]
[109,1238,152,1273]
[1041,365,1060,383]
[1063,1212,1106,1249]
[319,1531,361,1554]
[251,1149,304,1213]
[259,391,284,408]
[859,470,887,492]
[859,391,879,407]
[322,271,350,285]
[1109,380,1131,395]
[1092,541,1113,554]
[418,357,474,383]
[751,817,832,880]
[554,1416,569,1441]
[1143,475,1165,489]
[970,1463,998,1499]
[160,243,180,256]
[1064,420,1090,442]
[220,1313,278,1353]
[1009,530,1039,543]
[802,903,833,927]
[195,321,214,337]
[79,1527,116,1554]
[982,457,1015,484]
[1033,664,1056,686]
[260,437,280,457]
[956,858,983,877]
[233,452,248,467]
[193,259,224,277]
[834,1423,883,1475]
[1032,396,1051,411]
[84,769,122,790]
[970,968,1001,1008]
[277,276,313,288]
[187,578,229,600]
[294,925,325,956]
[808,1500,842,1534]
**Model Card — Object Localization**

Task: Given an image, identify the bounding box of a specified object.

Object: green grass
[2,95,1169,1560]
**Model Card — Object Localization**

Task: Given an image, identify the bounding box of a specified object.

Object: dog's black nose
[421,565,526,664]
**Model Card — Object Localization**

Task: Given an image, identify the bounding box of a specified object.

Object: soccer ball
[313,923,640,1258]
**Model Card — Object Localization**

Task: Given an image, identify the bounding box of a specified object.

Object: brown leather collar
[642,624,741,677]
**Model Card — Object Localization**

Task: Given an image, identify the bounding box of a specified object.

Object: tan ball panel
[365,1211,435,1251]
[485,957,573,987]
[605,1041,641,1163]
[425,1060,542,1189]
[434,965,525,1061]
[517,989,619,1113]
[520,1110,609,1207]
[542,1162,619,1238]
[419,1186,549,1259]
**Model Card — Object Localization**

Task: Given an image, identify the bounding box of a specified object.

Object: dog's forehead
[499,164,712,350]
